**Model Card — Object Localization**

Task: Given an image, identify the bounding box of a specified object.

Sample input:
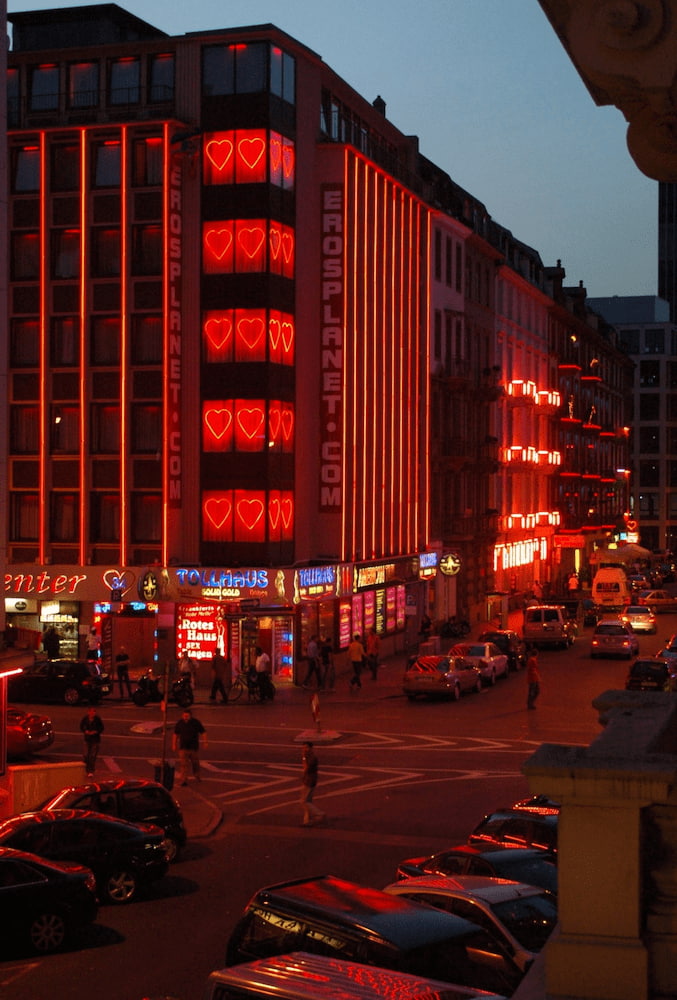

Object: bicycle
[227,670,275,703]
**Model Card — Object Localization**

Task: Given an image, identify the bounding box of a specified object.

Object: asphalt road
[3,615,675,1000]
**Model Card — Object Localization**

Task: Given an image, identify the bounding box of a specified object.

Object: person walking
[526,646,541,710]
[178,650,197,689]
[86,626,101,662]
[366,629,380,680]
[300,741,326,827]
[302,635,322,689]
[80,705,104,777]
[115,645,132,700]
[210,647,229,703]
[348,633,366,691]
[319,636,335,692]
[172,708,207,786]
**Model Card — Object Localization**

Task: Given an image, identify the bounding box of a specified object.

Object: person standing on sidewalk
[526,646,541,709]
[300,741,326,827]
[115,645,133,700]
[366,629,380,680]
[172,708,207,785]
[348,633,365,690]
[80,705,104,777]
[210,647,229,704]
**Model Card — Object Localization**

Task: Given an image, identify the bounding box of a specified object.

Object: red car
[7,707,55,760]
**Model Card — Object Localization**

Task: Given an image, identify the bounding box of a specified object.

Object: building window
[149,53,174,103]
[51,406,80,453]
[668,393,677,421]
[90,493,120,542]
[52,317,79,367]
[640,360,661,387]
[618,328,640,353]
[51,143,80,192]
[669,493,677,517]
[91,227,121,278]
[51,493,79,541]
[52,229,80,279]
[131,493,161,542]
[91,405,121,453]
[132,225,162,275]
[445,237,452,286]
[639,493,659,518]
[669,427,677,453]
[203,130,295,190]
[91,317,120,366]
[434,230,442,282]
[639,427,660,453]
[30,64,59,112]
[669,461,677,487]
[131,404,162,453]
[132,137,163,186]
[8,67,20,126]
[11,232,40,280]
[644,329,665,354]
[110,56,140,105]
[202,42,268,96]
[640,394,660,420]
[10,494,39,541]
[270,46,295,102]
[131,315,163,364]
[68,61,98,109]
[639,460,660,487]
[11,319,40,367]
[10,406,39,454]
[203,219,294,277]
[12,146,40,193]
[669,362,677,389]
[93,141,121,188]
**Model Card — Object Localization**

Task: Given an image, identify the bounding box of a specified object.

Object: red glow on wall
[202,402,234,451]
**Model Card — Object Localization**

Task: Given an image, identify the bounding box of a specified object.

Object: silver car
[590,619,640,659]
[622,605,657,634]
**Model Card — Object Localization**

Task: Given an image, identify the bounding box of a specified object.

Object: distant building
[659,183,677,322]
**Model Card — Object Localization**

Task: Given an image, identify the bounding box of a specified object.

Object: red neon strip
[39,133,48,562]
[119,126,129,565]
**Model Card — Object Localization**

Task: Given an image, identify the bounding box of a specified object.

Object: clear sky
[8,0,659,299]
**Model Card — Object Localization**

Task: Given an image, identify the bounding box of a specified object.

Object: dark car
[625,657,677,692]
[396,847,558,896]
[0,809,168,904]
[468,809,558,855]
[6,706,55,759]
[0,846,98,955]
[40,779,187,862]
[477,630,526,671]
[8,658,112,705]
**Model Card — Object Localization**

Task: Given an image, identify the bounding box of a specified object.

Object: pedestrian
[255,646,273,701]
[172,708,207,785]
[178,649,197,689]
[567,572,579,594]
[532,580,543,601]
[42,625,60,659]
[115,644,132,699]
[319,636,335,692]
[348,633,366,690]
[80,705,104,777]
[366,629,380,680]
[526,646,541,710]
[210,647,229,703]
[300,741,326,827]
[302,635,322,689]
[86,626,101,662]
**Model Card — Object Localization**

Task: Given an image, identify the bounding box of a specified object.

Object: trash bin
[153,760,175,791]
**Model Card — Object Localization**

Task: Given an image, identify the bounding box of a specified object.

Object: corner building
[4,6,431,679]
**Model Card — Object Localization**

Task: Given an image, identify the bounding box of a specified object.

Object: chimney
[372,95,386,116]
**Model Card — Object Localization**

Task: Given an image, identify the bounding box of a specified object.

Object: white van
[592,567,631,611]
[523,605,575,648]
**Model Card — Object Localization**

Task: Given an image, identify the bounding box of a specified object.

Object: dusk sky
[8,0,659,299]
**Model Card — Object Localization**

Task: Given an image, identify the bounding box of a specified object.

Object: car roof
[250,875,484,949]
[48,778,161,799]
[477,809,557,827]
[0,808,158,834]
[385,874,548,905]
[433,846,555,862]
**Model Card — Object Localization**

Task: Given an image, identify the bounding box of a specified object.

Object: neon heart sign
[102,569,135,595]
[236,498,264,532]
[205,227,233,260]
[204,497,232,531]
[205,138,234,171]
[204,407,232,440]
[237,136,266,170]
[204,315,233,352]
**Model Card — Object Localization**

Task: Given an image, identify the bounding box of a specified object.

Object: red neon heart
[268,497,281,530]
[268,317,281,350]
[204,497,232,530]
[204,408,232,440]
[281,231,294,264]
[236,406,265,440]
[270,136,282,172]
[281,408,294,442]
[237,226,265,259]
[237,136,266,170]
[282,144,295,178]
[205,228,233,260]
[102,569,135,594]
[281,321,294,353]
[237,317,264,351]
[269,227,282,260]
[281,497,293,530]
[236,498,264,531]
[269,407,281,442]
[205,138,234,171]
[204,316,233,351]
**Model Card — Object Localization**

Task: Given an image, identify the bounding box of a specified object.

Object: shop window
[91,317,120,366]
[93,140,121,188]
[51,143,80,192]
[133,137,163,186]
[110,56,140,105]
[131,493,162,542]
[90,492,120,542]
[30,64,59,112]
[51,492,79,541]
[132,225,162,275]
[12,146,40,193]
[51,317,79,367]
[10,493,39,541]
[91,404,121,454]
[51,406,80,454]
[11,319,40,367]
[10,406,39,454]
[68,61,99,109]
[52,229,80,279]
[131,315,163,364]
[131,404,162,453]
[149,53,174,103]
[11,231,40,280]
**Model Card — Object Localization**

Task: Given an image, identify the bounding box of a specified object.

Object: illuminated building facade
[2,6,431,676]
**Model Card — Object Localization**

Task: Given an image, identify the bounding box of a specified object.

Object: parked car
[627,574,651,592]
[657,634,677,660]
[625,657,677,692]
[225,874,522,996]
[383,875,558,974]
[39,778,187,862]
[468,809,557,855]
[447,643,509,685]
[402,655,482,701]
[637,590,677,613]
[622,606,658,634]
[477,630,526,671]
[511,795,560,815]
[590,619,639,659]
[6,706,55,759]
[0,809,168,904]
[396,847,557,896]
[8,658,111,705]
[0,846,98,955]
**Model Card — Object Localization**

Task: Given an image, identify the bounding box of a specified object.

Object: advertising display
[176,603,222,660]
[338,599,352,648]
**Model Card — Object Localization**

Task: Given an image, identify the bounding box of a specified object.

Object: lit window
[51,406,80,454]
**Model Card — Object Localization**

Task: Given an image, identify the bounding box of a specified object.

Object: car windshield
[466,645,486,657]
[630,663,666,681]
[626,608,649,615]
[491,894,558,952]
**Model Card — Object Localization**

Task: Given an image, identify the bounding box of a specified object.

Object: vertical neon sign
[319,185,344,512]
[165,130,183,527]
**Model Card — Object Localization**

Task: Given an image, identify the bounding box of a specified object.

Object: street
[2,617,674,1000]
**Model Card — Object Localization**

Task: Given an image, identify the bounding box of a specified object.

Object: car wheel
[489,669,496,686]
[451,684,461,701]
[104,868,138,904]
[162,834,180,863]
[28,910,67,953]
[474,677,482,694]
[63,686,80,705]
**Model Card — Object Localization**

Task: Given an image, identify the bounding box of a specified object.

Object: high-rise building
[659,183,677,322]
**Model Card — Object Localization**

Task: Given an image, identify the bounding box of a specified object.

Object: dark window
[11,232,40,280]
[11,319,40,367]
[68,61,98,109]
[10,494,40,541]
[51,406,80,453]
[51,492,79,541]
[131,315,163,364]
[30,64,59,112]
[445,237,452,286]
[202,42,267,95]
[619,328,640,354]
[52,317,79,367]
[110,57,140,105]
[93,141,121,188]
[132,494,162,543]
[132,137,163,186]
[12,146,40,193]
[640,361,660,387]
[434,229,442,282]
[131,404,162,453]
[270,46,295,103]
[91,227,121,277]
[52,229,80,279]
[91,317,120,366]
[640,394,660,420]
[132,225,162,275]
[10,406,39,454]
[149,53,174,102]
[639,426,660,453]
[669,427,677,452]
[90,492,120,541]
[91,405,121,453]
[644,329,665,354]
[51,144,80,192]
[639,460,660,487]
[669,362,677,389]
